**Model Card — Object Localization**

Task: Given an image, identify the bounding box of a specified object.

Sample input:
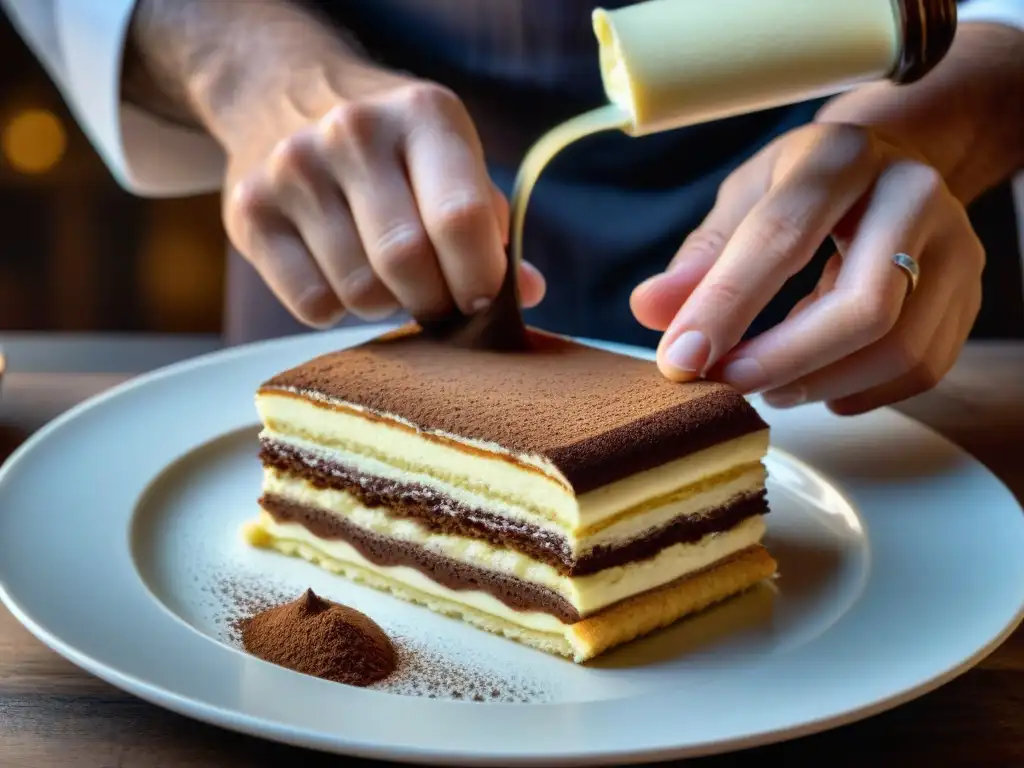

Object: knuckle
[716,171,743,201]
[338,268,394,315]
[293,286,342,327]
[397,81,461,114]
[340,277,377,306]
[699,278,745,319]
[268,133,317,181]
[905,357,944,395]
[891,161,947,211]
[228,178,264,218]
[966,232,987,272]
[821,252,843,280]
[818,123,876,166]
[887,328,931,379]
[225,178,271,249]
[321,102,378,150]
[752,212,808,265]
[372,223,432,276]
[967,290,983,327]
[841,290,900,345]
[908,163,945,198]
[680,227,730,260]
[432,192,491,234]
[715,158,759,201]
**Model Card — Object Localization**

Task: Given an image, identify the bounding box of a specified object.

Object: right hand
[222,79,546,327]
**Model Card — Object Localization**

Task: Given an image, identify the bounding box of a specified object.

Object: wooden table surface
[1,338,1022,767]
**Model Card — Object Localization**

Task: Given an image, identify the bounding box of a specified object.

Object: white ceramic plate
[1,325,1022,765]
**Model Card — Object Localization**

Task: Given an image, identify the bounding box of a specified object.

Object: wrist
[197,29,414,150]
[816,22,1024,203]
[126,0,409,149]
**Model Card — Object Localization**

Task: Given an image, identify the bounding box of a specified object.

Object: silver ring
[892,252,920,297]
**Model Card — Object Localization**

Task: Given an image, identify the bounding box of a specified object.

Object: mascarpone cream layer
[264,458,765,556]
[249,513,567,634]
[583,464,765,548]
[258,472,766,616]
[257,391,768,537]
[248,512,765,632]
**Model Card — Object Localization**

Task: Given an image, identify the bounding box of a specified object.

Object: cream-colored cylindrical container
[594,0,958,136]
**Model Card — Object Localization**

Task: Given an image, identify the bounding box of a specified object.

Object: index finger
[716,161,963,397]
[399,85,507,315]
[656,124,882,380]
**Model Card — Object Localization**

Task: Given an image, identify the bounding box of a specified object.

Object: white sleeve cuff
[958,0,1024,31]
[54,0,225,197]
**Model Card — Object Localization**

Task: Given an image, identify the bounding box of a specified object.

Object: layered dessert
[245,327,776,662]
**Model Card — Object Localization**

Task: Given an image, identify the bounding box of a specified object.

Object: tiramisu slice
[245,327,776,662]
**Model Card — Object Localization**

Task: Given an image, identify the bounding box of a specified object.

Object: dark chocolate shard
[418,245,528,351]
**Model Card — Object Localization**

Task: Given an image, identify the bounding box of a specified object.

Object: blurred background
[0,12,224,335]
[0,12,1021,340]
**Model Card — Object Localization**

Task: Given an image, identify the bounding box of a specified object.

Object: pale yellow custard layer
[246,510,766,629]
[245,521,778,662]
[256,390,768,539]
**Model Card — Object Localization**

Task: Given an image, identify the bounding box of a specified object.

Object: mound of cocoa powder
[240,589,396,686]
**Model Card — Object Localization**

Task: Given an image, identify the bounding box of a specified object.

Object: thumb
[489,181,546,307]
[491,182,510,246]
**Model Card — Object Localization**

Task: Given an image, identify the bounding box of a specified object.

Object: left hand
[630,122,985,415]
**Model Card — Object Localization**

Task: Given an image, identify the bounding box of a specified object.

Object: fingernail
[664,330,711,374]
[470,297,491,313]
[520,260,541,278]
[763,385,808,409]
[297,285,344,328]
[352,304,398,322]
[720,358,767,394]
[343,266,377,294]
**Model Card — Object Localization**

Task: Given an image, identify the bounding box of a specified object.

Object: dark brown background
[0,13,224,335]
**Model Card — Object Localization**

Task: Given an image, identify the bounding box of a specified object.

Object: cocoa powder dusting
[260,327,767,493]
[240,589,397,686]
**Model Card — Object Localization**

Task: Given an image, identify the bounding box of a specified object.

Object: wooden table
[1,337,1022,767]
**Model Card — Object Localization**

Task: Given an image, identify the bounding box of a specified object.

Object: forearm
[122,0,403,147]
[817,22,1024,203]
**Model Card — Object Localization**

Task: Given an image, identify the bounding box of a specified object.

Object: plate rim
[2,589,1021,767]
[1,324,1022,765]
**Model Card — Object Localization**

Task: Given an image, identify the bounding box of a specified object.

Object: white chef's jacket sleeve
[0,0,225,196]
[959,0,1024,30]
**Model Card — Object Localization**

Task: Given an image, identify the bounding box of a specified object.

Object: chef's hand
[630,122,984,415]
[223,78,545,327]
[632,19,1024,416]
[124,0,544,327]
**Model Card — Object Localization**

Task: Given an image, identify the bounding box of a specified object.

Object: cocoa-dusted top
[240,589,396,686]
[261,327,767,493]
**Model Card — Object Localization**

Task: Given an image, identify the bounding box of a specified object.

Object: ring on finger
[891,252,920,298]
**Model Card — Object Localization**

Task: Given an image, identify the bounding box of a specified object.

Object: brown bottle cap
[891,0,959,84]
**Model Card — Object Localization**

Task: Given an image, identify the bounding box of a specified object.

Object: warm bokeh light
[1,109,67,174]
[138,225,223,330]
